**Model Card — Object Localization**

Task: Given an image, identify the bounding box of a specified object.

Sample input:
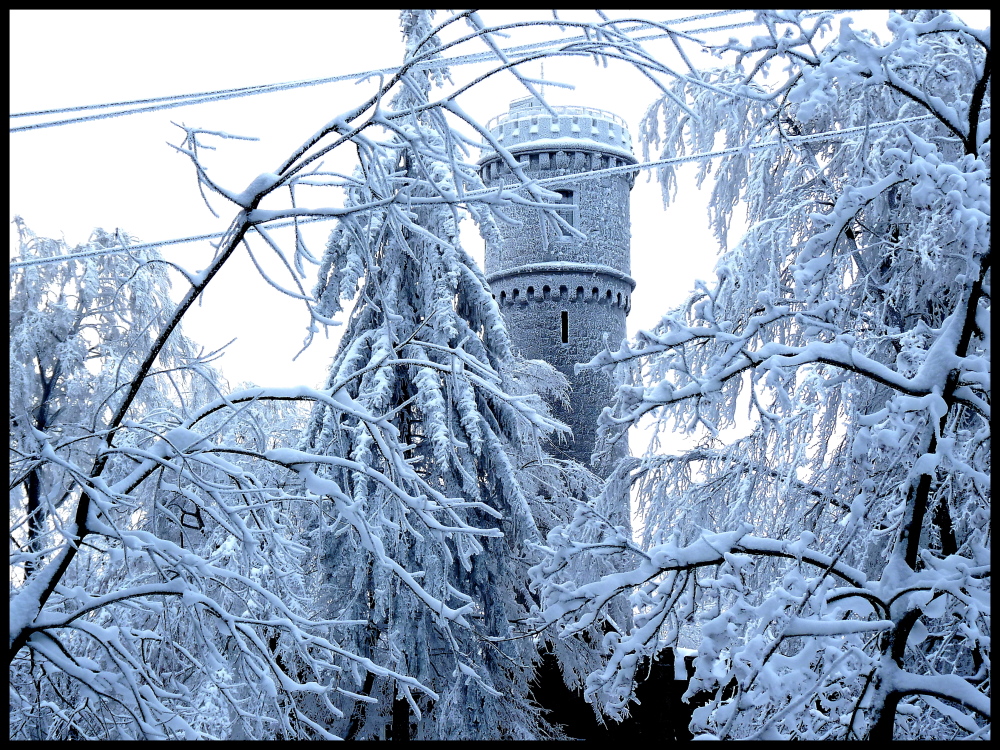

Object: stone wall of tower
[492,276,629,470]
[479,99,636,475]
[481,156,633,274]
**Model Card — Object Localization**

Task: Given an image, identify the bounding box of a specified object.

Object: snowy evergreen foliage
[535,10,990,740]
[296,11,593,739]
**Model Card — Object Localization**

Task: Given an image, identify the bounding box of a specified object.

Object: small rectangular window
[554,189,575,229]
[561,310,569,343]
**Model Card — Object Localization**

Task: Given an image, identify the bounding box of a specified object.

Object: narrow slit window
[561,310,569,343]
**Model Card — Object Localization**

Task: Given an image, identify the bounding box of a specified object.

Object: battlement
[481,97,635,162]
[488,96,630,131]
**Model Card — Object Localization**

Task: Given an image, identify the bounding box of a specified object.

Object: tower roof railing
[485,97,630,134]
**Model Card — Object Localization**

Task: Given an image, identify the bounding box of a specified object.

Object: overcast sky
[8,9,748,387]
[10,9,988,400]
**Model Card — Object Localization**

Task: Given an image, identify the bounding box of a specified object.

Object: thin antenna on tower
[540,61,546,100]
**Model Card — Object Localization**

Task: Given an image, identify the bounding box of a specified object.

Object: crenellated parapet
[482,98,634,160]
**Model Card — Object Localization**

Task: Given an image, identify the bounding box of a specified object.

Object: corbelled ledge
[486,261,635,290]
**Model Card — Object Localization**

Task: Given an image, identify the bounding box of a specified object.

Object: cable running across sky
[9,109,965,271]
[11,10,849,132]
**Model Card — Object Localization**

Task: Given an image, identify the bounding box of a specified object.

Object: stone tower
[479,96,636,475]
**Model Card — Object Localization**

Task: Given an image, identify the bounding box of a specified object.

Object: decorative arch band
[496,284,631,312]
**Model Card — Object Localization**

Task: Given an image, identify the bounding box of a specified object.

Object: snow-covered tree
[11,10,662,739]
[10,222,194,578]
[7,222,436,739]
[534,10,990,740]
[9,223,219,737]
[18,8,986,741]
[292,11,595,739]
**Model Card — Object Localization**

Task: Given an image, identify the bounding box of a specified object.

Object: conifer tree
[296,10,578,739]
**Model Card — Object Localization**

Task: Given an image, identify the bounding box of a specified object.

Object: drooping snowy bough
[534,10,990,740]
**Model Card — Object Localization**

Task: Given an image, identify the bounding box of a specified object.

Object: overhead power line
[11,83,273,119]
[8,218,341,270]
[12,11,854,132]
[528,112,960,189]
[11,10,748,119]
[11,10,752,119]
[10,109,964,272]
[10,230,230,270]
[10,71,392,132]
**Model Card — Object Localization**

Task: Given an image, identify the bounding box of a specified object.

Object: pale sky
[10,9,988,405]
[9,9,743,390]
